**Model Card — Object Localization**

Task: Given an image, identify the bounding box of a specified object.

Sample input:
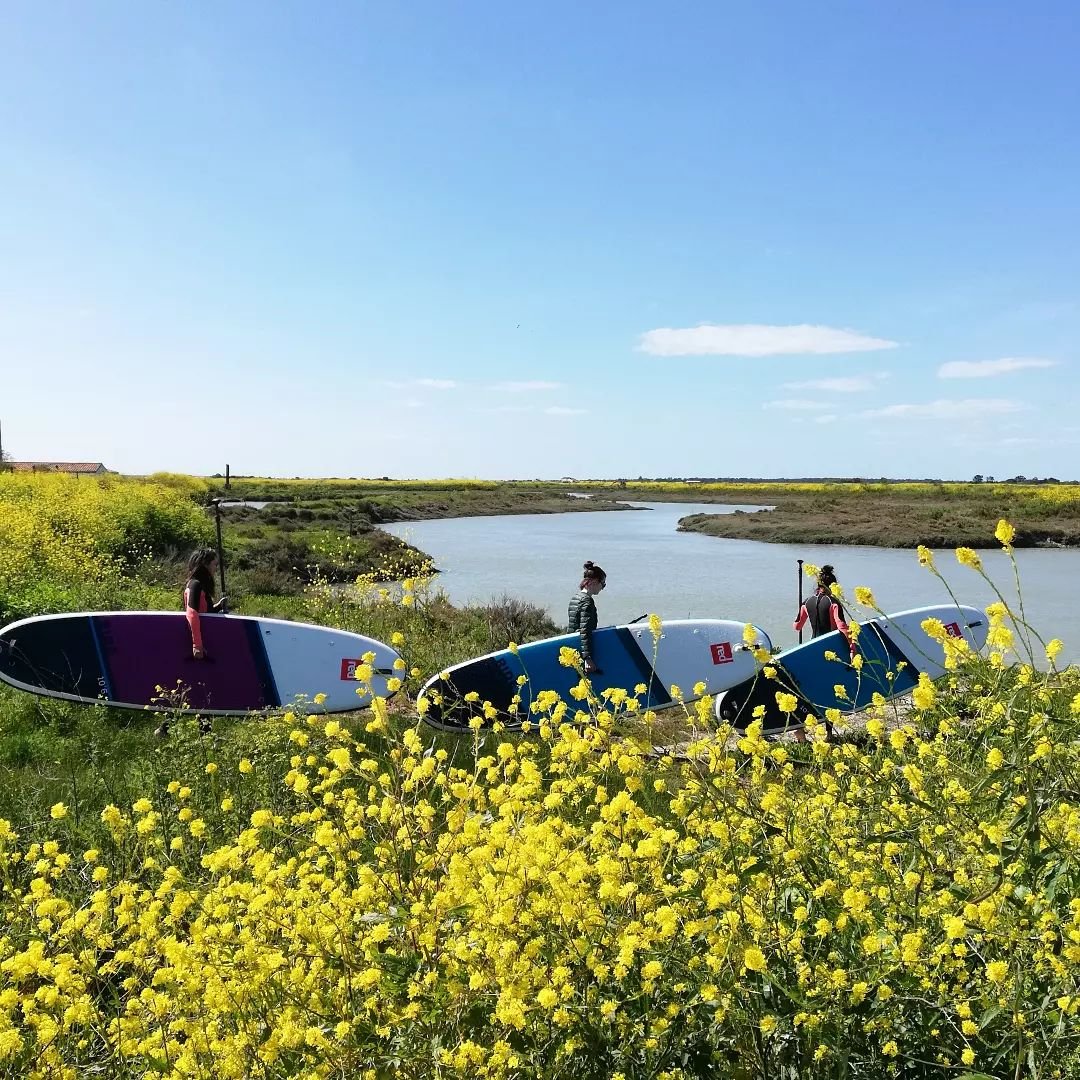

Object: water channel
[383,501,1079,662]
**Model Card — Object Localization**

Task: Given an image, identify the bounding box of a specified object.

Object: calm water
[383,502,1079,662]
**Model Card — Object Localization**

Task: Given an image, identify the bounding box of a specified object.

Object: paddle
[212,499,229,612]
[796,558,804,644]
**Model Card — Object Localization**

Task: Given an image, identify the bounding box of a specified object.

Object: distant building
[10,462,109,475]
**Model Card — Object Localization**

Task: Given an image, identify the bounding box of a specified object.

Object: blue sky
[1,2,1077,479]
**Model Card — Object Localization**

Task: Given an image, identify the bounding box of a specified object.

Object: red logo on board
[710,642,734,665]
[340,659,360,681]
[944,622,962,638]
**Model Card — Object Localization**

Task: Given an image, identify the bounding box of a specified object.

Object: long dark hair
[579,560,606,588]
[185,546,217,601]
[817,564,838,591]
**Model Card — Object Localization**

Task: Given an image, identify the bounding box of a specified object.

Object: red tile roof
[10,462,109,473]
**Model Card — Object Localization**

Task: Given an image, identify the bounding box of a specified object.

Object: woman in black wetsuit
[184,547,227,659]
[567,560,606,675]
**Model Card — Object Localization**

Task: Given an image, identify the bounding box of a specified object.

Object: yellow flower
[742,623,758,645]
[238,758,253,774]
[648,614,663,639]
[776,693,798,714]
[986,960,1009,984]
[916,545,935,569]
[49,803,68,820]
[313,692,327,706]
[1046,639,1063,664]
[955,547,982,571]
[759,1015,778,1035]
[994,518,1015,548]
[743,946,767,973]
[912,672,936,711]
[391,631,406,646]
[853,586,876,608]
[961,1048,976,1066]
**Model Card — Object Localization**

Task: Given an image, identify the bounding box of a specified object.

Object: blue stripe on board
[780,621,920,714]
[87,617,115,701]
[245,621,282,708]
[512,626,670,713]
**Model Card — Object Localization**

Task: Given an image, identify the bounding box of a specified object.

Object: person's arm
[185,580,206,657]
[830,601,855,654]
[793,603,809,633]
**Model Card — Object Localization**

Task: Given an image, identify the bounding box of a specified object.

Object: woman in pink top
[183,547,227,659]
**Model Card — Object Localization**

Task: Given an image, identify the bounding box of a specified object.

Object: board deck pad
[418,619,772,732]
[715,604,987,733]
[0,612,401,716]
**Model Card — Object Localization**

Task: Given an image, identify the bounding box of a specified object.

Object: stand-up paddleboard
[715,604,987,733]
[0,612,401,715]
[418,619,772,732]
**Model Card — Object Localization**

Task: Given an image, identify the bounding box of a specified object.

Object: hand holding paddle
[796,558,804,644]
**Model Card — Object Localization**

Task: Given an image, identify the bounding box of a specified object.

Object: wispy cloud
[639,323,898,357]
[937,357,1058,379]
[491,380,564,393]
[545,406,588,416]
[384,378,458,390]
[413,377,458,389]
[862,399,1027,421]
[783,374,889,393]
[814,414,839,424]
[763,399,829,411]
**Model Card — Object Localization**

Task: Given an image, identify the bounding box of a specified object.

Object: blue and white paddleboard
[419,618,772,732]
[715,604,987,733]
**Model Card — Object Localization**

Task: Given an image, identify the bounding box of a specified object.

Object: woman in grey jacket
[567,561,606,674]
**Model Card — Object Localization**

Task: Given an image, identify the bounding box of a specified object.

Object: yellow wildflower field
[1,479,1078,1078]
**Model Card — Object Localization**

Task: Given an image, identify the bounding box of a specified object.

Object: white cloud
[763,399,829,411]
[814,414,839,424]
[545,406,588,416]
[639,323,898,357]
[861,399,1027,421]
[384,378,458,390]
[492,380,564,393]
[413,378,458,389]
[782,375,888,393]
[937,357,1057,379]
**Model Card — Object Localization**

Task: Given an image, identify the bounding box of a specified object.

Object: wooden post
[212,500,228,606]
[225,463,231,489]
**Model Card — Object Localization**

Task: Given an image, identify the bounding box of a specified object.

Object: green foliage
[0,473,212,620]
